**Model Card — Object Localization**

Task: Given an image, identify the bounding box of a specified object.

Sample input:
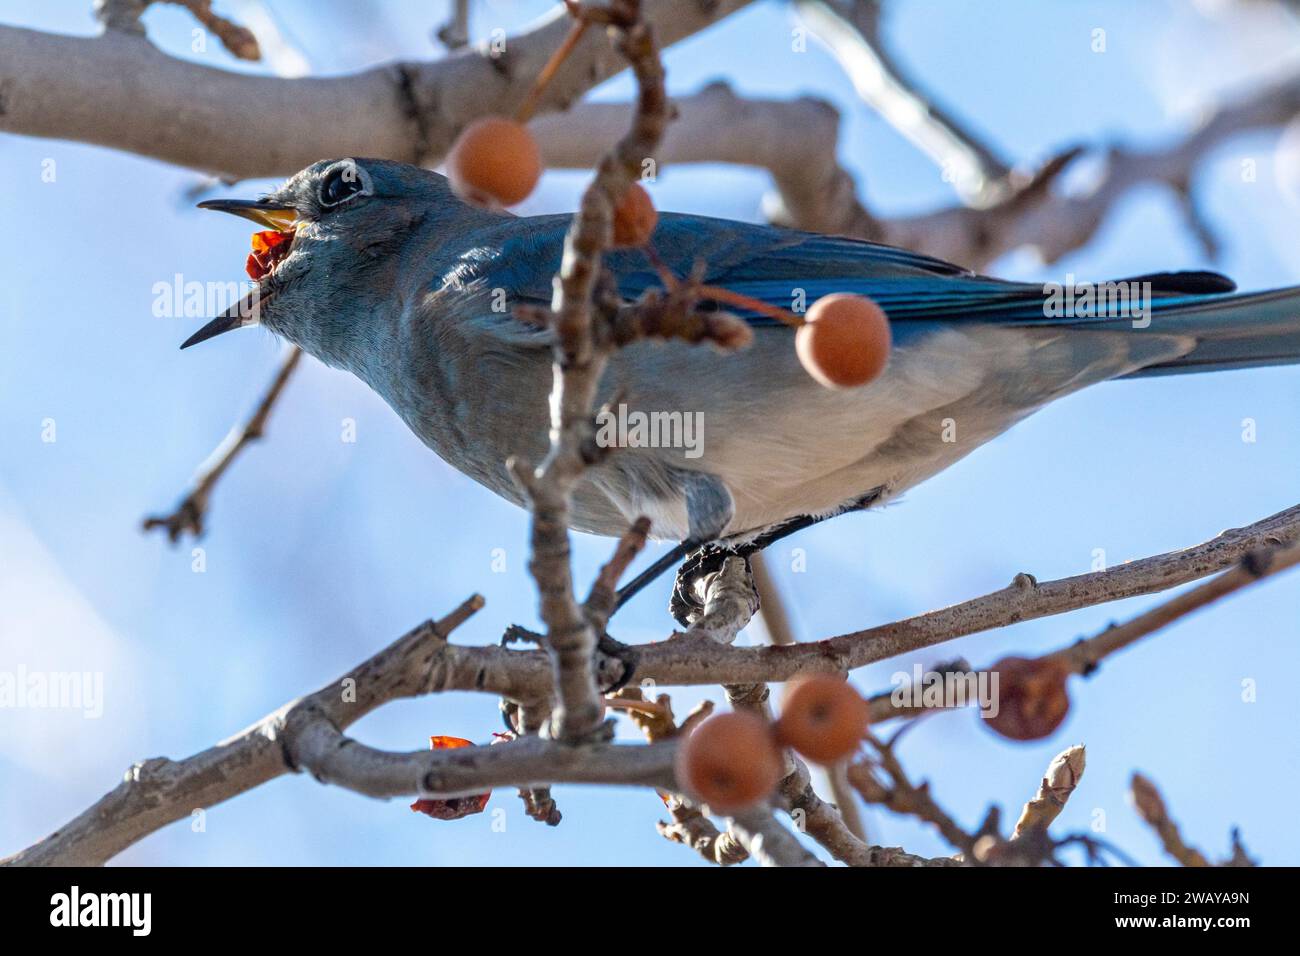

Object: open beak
[196,198,298,231]
[181,199,297,349]
[180,286,276,349]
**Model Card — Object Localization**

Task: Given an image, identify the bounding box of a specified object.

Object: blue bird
[182,158,1300,616]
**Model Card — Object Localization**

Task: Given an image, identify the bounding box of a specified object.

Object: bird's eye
[319,164,368,207]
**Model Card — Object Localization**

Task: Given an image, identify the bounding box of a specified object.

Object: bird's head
[181,158,466,362]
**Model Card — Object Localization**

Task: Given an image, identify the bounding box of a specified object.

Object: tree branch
[728,806,823,867]
[13,501,1295,865]
[2,595,678,867]
[0,0,752,177]
[508,0,673,743]
[632,503,1300,685]
[795,0,1012,206]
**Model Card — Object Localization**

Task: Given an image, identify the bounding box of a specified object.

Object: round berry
[775,674,869,763]
[675,711,782,813]
[795,294,891,389]
[447,117,543,207]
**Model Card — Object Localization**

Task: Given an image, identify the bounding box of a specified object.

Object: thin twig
[728,806,823,867]
[796,0,1011,206]
[1130,773,1211,867]
[1012,745,1086,840]
[849,732,979,858]
[435,0,471,50]
[166,0,260,59]
[143,345,303,542]
[1047,540,1300,676]
[509,0,671,743]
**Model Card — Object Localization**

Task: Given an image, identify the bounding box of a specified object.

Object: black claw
[596,632,639,693]
[669,545,755,627]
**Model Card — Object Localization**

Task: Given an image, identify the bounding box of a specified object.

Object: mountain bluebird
[182,158,1300,611]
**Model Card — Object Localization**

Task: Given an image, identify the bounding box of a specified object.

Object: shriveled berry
[410,735,492,820]
[984,657,1071,741]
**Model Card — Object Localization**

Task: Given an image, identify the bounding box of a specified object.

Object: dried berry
[985,657,1071,741]
[409,735,492,820]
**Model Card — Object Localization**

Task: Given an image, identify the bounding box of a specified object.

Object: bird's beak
[179,286,276,350]
[196,198,298,231]
[182,198,297,349]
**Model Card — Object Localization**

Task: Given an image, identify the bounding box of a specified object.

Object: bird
[182,157,1300,620]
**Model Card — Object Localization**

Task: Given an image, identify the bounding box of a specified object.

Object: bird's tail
[1115,282,1300,378]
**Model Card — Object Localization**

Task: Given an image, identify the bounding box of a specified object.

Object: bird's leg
[667,488,886,627]
[612,539,697,612]
[611,470,734,614]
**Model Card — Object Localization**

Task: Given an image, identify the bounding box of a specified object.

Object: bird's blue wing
[469,211,1298,375]
[481,212,1229,324]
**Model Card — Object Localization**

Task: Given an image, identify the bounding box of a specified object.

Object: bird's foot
[500,625,637,693]
[669,544,757,628]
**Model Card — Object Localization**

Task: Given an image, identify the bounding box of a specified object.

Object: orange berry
[984,656,1071,742]
[795,293,891,389]
[447,117,543,207]
[612,182,658,247]
[775,675,869,763]
[675,711,782,813]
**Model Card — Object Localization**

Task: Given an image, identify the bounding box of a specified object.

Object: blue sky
[2,0,1298,866]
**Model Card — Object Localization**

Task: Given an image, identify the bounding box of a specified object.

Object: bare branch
[795,0,1012,205]
[656,801,749,865]
[541,72,1300,271]
[0,1,752,178]
[849,732,979,857]
[634,503,1300,685]
[18,500,1295,864]
[436,0,471,51]
[585,516,651,635]
[2,595,683,867]
[511,0,672,743]
[728,806,823,867]
[165,0,261,60]
[1130,773,1212,867]
[683,555,759,641]
[532,81,886,240]
[1047,539,1300,676]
